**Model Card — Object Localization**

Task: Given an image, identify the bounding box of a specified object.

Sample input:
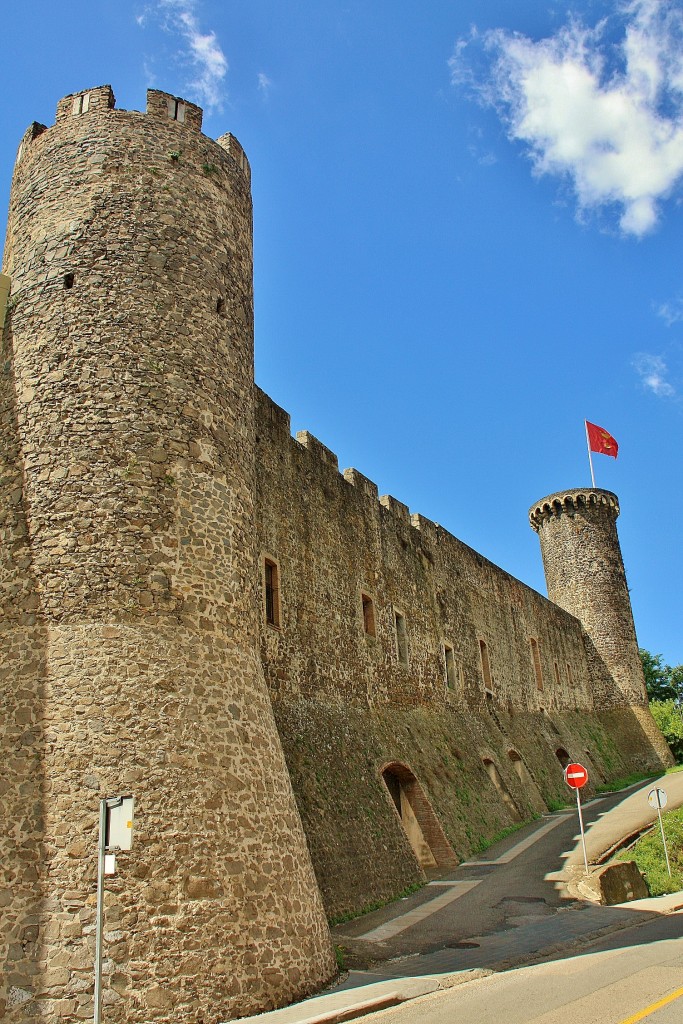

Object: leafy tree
[649,700,683,764]
[639,649,682,702]
[672,665,683,696]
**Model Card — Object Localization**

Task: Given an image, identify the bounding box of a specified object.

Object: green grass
[546,798,570,812]
[596,772,657,794]
[618,806,683,896]
[666,764,683,775]
[328,881,425,926]
[472,817,537,854]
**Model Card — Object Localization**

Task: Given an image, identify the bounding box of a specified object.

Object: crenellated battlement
[55,84,117,121]
[256,387,446,536]
[529,487,619,531]
[343,467,379,500]
[10,86,249,184]
[379,493,411,524]
[296,429,339,471]
[146,88,203,131]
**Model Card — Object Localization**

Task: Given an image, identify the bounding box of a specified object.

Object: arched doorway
[482,758,522,821]
[507,749,546,814]
[555,747,571,768]
[381,762,457,869]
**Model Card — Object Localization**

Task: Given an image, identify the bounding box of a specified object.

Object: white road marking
[357,814,573,942]
[461,814,572,867]
[358,881,482,941]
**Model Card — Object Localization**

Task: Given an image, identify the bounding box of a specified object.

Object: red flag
[586,421,618,458]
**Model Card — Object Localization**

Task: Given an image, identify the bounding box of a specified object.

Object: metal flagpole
[584,420,595,488]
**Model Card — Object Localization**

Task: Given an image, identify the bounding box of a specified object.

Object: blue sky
[1,1,681,667]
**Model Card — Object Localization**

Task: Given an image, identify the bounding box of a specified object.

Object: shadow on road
[331,786,683,989]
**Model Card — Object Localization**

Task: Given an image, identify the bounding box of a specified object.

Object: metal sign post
[648,788,671,878]
[575,788,589,876]
[564,762,589,875]
[94,800,107,1024]
[94,796,134,1024]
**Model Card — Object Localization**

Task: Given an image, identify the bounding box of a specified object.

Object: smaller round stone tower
[529,488,647,707]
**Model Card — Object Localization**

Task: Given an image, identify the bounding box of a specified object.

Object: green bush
[619,806,683,896]
[649,700,683,763]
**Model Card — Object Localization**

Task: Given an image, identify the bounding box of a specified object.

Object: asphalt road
[236,775,683,1024]
[362,909,683,1024]
[335,774,683,971]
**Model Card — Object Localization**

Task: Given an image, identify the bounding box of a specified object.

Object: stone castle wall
[1,87,334,1024]
[255,391,598,714]
[0,84,673,1021]
[254,390,672,917]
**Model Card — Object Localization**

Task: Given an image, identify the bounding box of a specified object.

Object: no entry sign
[564,763,588,789]
[563,762,590,875]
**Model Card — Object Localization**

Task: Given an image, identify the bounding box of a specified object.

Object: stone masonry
[1,87,334,1024]
[0,86,673,1022]
[530,489,648,706]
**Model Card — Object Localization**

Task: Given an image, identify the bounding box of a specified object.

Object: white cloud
[258,72,273,98]
[632,352,676,396]
[451,1,683,236]
[656,297,683,325]
[468,144,497,167]
[142,59,158,88]
[140,1,228,112]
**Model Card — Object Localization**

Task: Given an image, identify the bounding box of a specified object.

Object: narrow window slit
[530,637,543,691]
[479,639,493,692]
[361,593,376,637]
[168,98,186,123]
[395,611,408,666]
[264,558,280,628]
[444,643,457,690]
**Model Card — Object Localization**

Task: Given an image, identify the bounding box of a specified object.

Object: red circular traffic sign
[564,763,588,789]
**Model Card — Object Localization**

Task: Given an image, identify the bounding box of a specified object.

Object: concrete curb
[223,978,442,1024]
[258,990,404,1024]
[223,894,683,1024]
[222,971,492,1024]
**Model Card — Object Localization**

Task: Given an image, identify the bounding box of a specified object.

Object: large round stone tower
[529,488,647,707]
[1,87,334,1023]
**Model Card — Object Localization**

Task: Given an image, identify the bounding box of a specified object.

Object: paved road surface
[232,774,683,1024]
[363,909,683,1024]
[334,773,683,974]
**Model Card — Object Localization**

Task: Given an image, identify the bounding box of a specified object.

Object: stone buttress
[0,86,334,1023]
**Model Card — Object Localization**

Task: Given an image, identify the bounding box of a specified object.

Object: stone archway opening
[507,749,546,814]
[555,747,571,768]
[482,758,522,821]
[381,762,457,869]
[507,748,532,786]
